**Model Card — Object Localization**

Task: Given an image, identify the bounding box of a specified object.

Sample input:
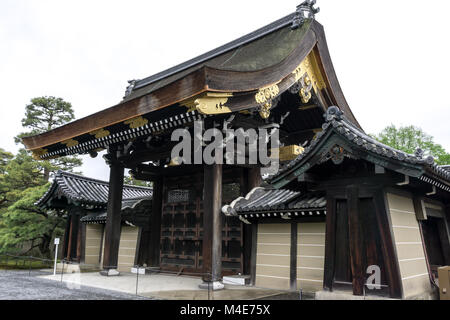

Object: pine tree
[16,96,82,181]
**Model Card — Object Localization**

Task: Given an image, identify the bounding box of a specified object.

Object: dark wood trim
[437,215,450,265]
[243,168,262,276]
[149,177,163,267]
[373,189,403,299]
[62,215,71,259]
[347,186,364,296]
[102,161,125,270]
[23,20,362,152]
[134,227,143,267]
[290,222,298,291]
[250,223,258,286]
[66,215,74,260]
[323,194,336,291]
[76,221,85,263]
[201,163,223,282]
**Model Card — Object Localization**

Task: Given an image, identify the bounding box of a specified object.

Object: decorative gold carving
[182,92,232,115]
[61,139,79,148]
[32,148,48,160]
[124,116,148,129]
[300,74,313,103]
[259,103,271,119]
[255,84,280,105]
[255,84,280,119]
[292,52,326,94]
[89,128,110,139]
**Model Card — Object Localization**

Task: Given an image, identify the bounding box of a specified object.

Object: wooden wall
[255,224,291,290]
[297,222,325,291]
[117,226,139,272]
[386,193,433,299]
[255,222,326,292]
[84,224,104,266]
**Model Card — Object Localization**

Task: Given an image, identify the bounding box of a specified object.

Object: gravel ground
[0,270,151,300]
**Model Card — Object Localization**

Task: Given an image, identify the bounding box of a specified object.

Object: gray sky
[1,0,449,181]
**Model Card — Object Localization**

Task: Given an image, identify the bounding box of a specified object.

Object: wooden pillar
[76,222,86,263]
[438,206,450,265]
[347,186,364,296]
[66,214,74,260]
[102,160,124,270]
[290,222,298,291]
[250,223,258,286]
[148,177,163,267]
[323,194,336,291]
[202,164,223,283]
[373,190,403,298]
[243,167,262,276]
[62,214,71,259]
[76,220,82,263]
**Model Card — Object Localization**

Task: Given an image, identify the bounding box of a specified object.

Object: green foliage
[0,184,65,256]
[0,96,84,257]
[15,96,82,181]
[373,125,450,165]
[124,175,152,188]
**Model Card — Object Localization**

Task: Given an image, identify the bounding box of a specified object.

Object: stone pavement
[0,270,149,300]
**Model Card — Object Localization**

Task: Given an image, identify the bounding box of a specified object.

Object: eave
[22,16,360,159]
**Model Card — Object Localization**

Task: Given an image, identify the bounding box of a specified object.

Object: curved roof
[37,170,152,207]
[22,6,360,157]
[269,107,450,193]
[222,187,326,216]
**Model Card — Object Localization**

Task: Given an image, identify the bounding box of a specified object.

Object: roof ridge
[55,170,152,191]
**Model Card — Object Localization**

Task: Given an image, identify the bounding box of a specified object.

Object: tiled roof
[222,187,326,217]
[269,106,450,193]
[37,170,152,207]
[80,198,152,224]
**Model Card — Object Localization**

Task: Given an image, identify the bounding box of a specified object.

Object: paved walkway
[0,270,149,300]
[39,271,288,300]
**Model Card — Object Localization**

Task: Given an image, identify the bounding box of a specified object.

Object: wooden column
[148,177,163,267]
[373,190,403,298]
[323,194,336,291]
[66,214,74,260]
[438,206,450,265]
[347,186,364,296]
[290,222,298,291]
[102,160,124,270]
[250,223,258,286]
[62,214,72,260]
[76,220,83,263]
[202,164,223,283]
[243,168,262,276]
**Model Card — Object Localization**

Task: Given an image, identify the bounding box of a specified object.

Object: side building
[36,170,152,272]
[223,107,450,299]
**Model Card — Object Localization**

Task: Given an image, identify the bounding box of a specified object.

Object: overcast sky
[1,0,449,181]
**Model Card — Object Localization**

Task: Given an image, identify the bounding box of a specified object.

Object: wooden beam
[102,160,125,270]
[373,190,403,299]
[437,212,450,265]
[323,195,336,291]
[66,214,74,260]
[242,168,261,277]
[62,215,71,260]
[201,164,223,283]
[347,186,364,296]
[148,177,163,267]
[250,223,258,286]
[290,222,298,291]
[76,219,84,263]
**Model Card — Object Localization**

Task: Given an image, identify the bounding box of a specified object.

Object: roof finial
[292,1,320,30]
[123,80,137,99]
